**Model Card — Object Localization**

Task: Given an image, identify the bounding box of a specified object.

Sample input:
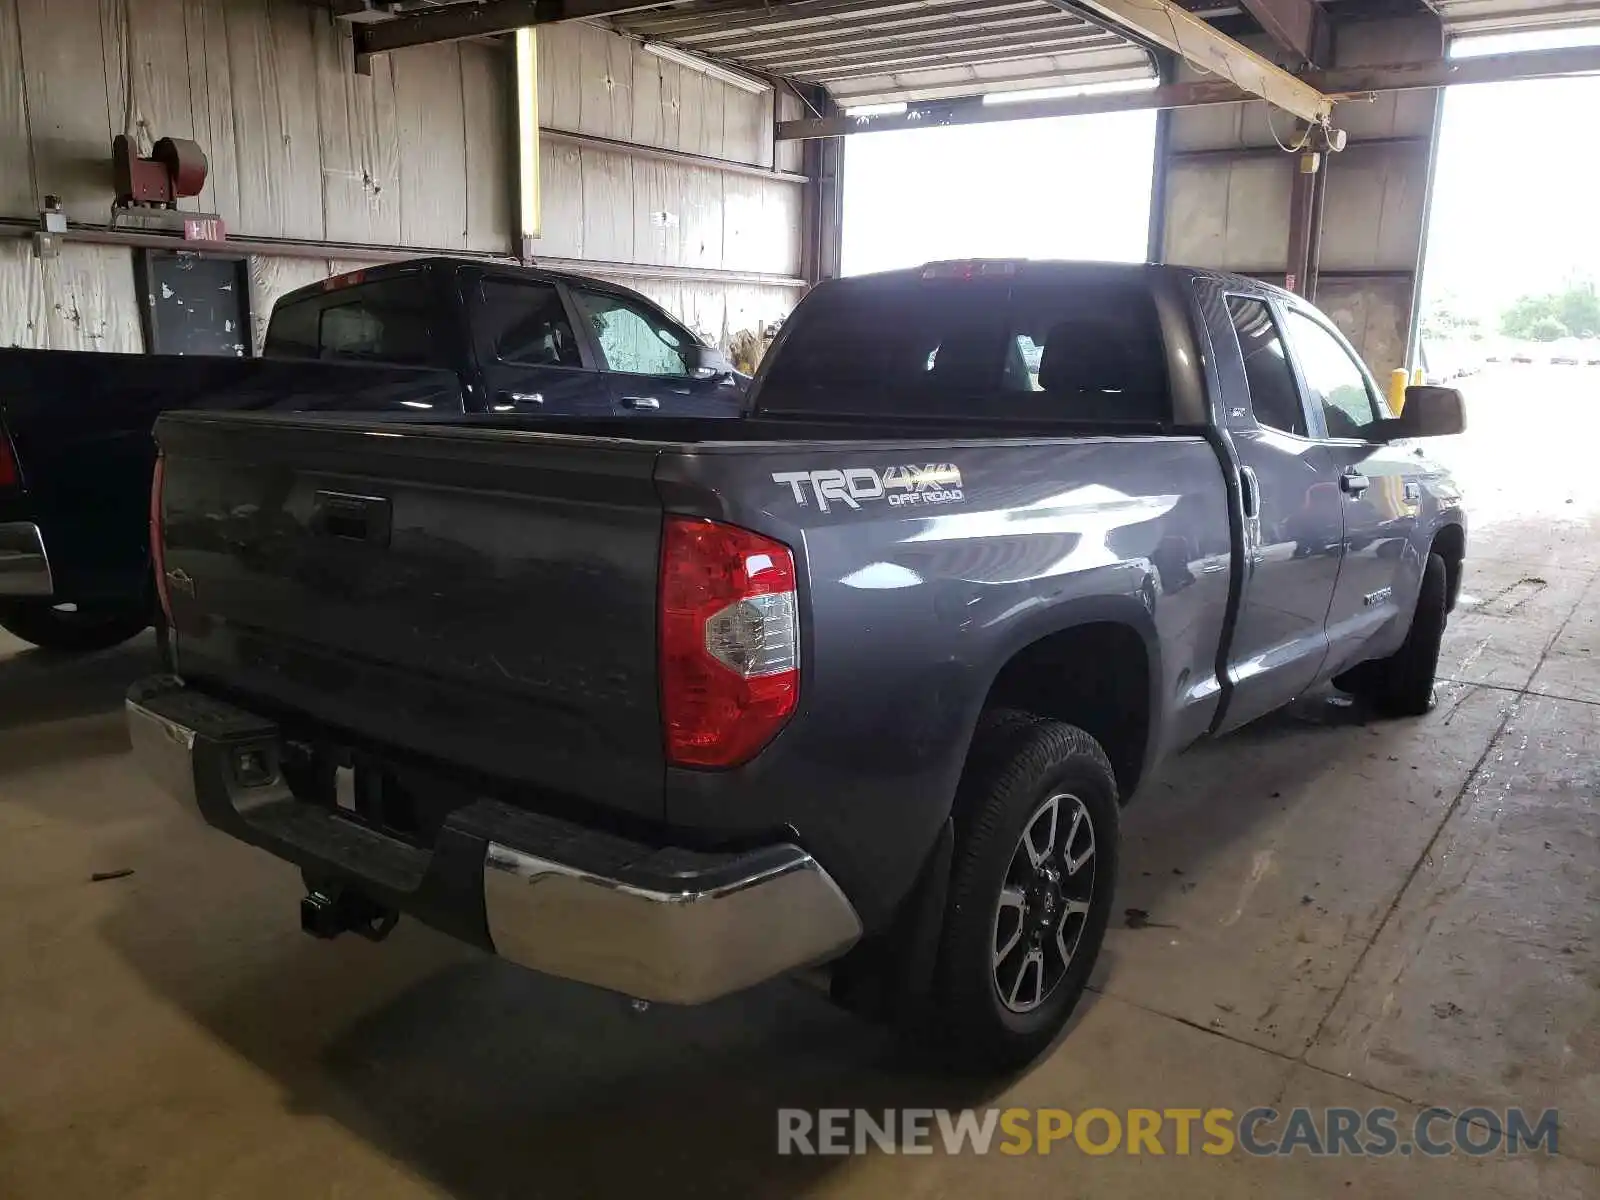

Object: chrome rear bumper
[0,522,52,597]
[483,842,861,1005]
[127,677,862,1004]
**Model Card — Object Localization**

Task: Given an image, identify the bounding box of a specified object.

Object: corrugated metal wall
[0,2,803,355]
[1160,18,1443,375]
[529,22,805,348]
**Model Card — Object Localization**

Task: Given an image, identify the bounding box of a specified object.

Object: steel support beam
[1052,0,1333,123]
[1237,0,1329,66]
[354,0,727,59]
[775,43,1600,139]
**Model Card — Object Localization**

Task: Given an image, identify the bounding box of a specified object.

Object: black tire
[932,711,1120,1072]
[0,601,152,655]
[1335,552,1448,717]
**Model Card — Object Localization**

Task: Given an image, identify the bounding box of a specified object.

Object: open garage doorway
[840,97,1159,275]
[1417,25,1600,528]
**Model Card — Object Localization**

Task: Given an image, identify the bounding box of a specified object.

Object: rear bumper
[0,522,51,597]
[126,676,861,1003]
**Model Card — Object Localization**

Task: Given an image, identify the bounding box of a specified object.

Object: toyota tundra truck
[126,262,1467,1069]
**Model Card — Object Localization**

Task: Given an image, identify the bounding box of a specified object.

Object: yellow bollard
[1389,368,1409,414]
[1411,367,1425,386]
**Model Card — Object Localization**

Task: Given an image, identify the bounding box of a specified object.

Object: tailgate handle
[312,491,392,546]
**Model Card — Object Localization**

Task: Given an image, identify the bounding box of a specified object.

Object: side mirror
[685,342,734,380]
[1378,385,1466,440]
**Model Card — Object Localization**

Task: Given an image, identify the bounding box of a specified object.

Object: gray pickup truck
[127,261,1466,1070]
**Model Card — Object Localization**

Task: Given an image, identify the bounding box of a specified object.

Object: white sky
[842,25,1600,305]
[1422,26,1600,316]
[840,104,1156,275]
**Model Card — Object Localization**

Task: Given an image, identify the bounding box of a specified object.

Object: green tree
[1528,315,1567,342]
[1555,281,1600,338]
[1501,281,1600,339]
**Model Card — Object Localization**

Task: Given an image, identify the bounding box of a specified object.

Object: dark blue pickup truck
[129,261,1468,1070]
[0,259,740,652]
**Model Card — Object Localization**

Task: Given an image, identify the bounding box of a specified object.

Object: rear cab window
[757,268,1171,424]
[264,272,442,366]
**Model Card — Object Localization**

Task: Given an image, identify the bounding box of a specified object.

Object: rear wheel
[932,712,1119,1071]
[0,600,151,654]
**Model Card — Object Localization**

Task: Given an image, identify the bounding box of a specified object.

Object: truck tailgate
[156,412,667,819]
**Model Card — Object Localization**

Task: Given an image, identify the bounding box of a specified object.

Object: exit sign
[183,217,226,242]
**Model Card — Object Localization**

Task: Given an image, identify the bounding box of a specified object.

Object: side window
[1283,310,1381,439]
[573,289,691,377]
[479,279,581,367]
[1226,297,1307,437]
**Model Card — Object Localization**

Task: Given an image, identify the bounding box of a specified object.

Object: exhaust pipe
[300,888,399,942]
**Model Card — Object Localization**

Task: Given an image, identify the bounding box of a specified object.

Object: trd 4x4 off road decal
[771,464,964,513]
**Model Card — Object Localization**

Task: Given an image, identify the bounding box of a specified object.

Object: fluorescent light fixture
[516,26,541,245]
[845,102,909,117]
[642,40,769,95]
[984,76,1159,106]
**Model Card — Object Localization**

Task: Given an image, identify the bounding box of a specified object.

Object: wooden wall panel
[41,243,141,351]
[678,166,723,269]
[632,159,684,268]
[0,241,47,347]
[578,146,634,263]
[15,0,115,219]
[536,139,586,259]
[313,15,401,246]
[774,89,804,176]
[121,0,199,161]
[0,241,143,352]
[631,51,664,149]
[541,21,583,132]
[4,0,510,254]
[722,89,765,168]
[225,0,323,238]
[0,0,35,216]
[460,41,512,254]
[183,0,240,228]
[392,41,468,248]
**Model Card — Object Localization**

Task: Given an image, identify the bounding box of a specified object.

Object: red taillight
[660,516,799,768]
[150,455,171,622]
[0,431,19,490]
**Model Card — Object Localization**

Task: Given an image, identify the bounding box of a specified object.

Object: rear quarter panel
[656,436,1233,927]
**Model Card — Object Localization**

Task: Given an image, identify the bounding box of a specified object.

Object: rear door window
[477,278,583,367]
[1226,297,1309,437]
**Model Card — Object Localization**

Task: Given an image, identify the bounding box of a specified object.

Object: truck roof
[273,256,653,311]
[838,259,1296,301]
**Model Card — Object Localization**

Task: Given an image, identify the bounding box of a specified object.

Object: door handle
[1239,466,1261,518]
[1340,470,1371,498]
[502,391,543,406]
[621,396,661,410]
[311,491,391,547]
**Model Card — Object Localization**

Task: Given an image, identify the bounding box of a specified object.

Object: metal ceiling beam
[354,0,731,59]
[745,27,1120,76]
[623,0,1043,41]
[683,12,1084,64]
[1048,0,1333,123]
[775,43,1600,139]
[1236,0,1329,66]
[791,36,1126,83]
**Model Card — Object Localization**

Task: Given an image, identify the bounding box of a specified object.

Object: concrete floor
[1,366,1596,1198]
